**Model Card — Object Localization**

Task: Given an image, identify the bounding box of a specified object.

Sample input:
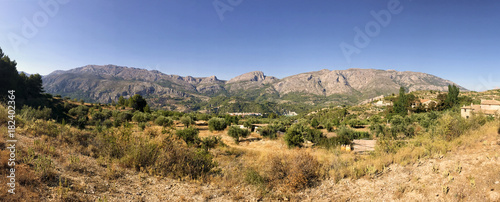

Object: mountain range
[42,65,465,113]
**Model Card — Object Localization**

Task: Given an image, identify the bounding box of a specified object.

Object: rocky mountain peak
[228,71,270,84]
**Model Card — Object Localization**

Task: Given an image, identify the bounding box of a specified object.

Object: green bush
[227,126,250,143]
[128,94,148,112]
[245,168,266,188]
[121,137,160,171]
[117,111,133,122]
[74,116,88,129]
[138,122,147,131]
[311,118,319,128]
[337,126,371,140]
[284,123,325,148]
[180,116,194,127]
[113,119,121,127]
[156,137,218,179]
[348,119,367,128]
[155,116,173,127]
[369,124,386,137]
[103,119,113,128]
[208,117,227,131]
[200,136,224,151]
[175,127,200,146]
[316,136,351,149]
[258,125,277,139]
[19,106,52,121]
[132,112,147,123]
[91,111,106,122]
[68,105,89,117]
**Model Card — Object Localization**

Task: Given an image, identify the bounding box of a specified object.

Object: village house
[461,99,500,119]
[373,100,392,107]
[411,99,437,109]
[227,112,262,117]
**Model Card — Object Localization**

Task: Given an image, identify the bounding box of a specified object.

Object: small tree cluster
[208,117,227,131]
[284,123,324,148]
[227,126,250,143]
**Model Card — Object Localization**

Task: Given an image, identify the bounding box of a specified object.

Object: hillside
[42,65,465,113]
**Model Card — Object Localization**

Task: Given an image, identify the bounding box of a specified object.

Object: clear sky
[1,0,499,91]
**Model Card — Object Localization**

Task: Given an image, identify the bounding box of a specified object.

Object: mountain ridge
[42,64,466,112]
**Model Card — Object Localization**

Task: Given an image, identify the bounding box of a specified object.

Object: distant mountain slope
[42,65,466,112]
[43,65,224,104]
[272,68,464,98]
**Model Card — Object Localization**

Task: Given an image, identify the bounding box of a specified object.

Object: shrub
[117,111,133,122]
[311,118,319,128]
[68,105,89,117]
[284,124,307,148]
[180,116,194,127]
[245,168,266,188]
[369,115,382,124]
[128,94,148,112]
[19,106,52,121]
[113,119,121,127]
[200,136,224,151]
[132,112,147,123]
[261,152,321,192]
[285,152,320,191]
[258,125,277,139]
[337,126,371,140]
[284,123,325,148]
[155,116,173,127]
[243,118,258,129]
[138,122,147,131]
[121,137,160,171]
[74,116,88,129]
[91,111,106,122]
[435,113,466,141]
[208,117,227,131]
[175,127,200,146]
[348,119,366,128]
[227,126,250,143]
[369,124,386,137]
[156,138,217,179]
[103,119,113,128]
[316,136,351,149]
[303,127,324,143]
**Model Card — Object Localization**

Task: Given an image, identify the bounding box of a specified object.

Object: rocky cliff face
[272,68,464,98]
[42,65,465,110]
[42,65,224,104]
[226,71,278,92]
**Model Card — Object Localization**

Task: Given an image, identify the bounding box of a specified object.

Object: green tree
[284,123,308,148]
[175,127,200,146]
[129,94,147,112]
[118,96,126,106]
[155,116,173,127]
[393,87,408,116]
[227,126,250,143]
[208,117,227,131]
[180,116,194,127]
[444,84,460,109]
[311,118,319,128]
[143,104,151,113]
[0,48,19,96]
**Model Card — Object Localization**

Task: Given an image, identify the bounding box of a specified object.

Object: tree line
[0,47,45,107]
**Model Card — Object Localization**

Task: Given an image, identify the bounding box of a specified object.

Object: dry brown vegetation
[1,102,500,201]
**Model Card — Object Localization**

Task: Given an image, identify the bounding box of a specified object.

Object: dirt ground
[5,124,500,201]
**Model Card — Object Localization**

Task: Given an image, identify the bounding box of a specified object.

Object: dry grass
[2,100,499,201]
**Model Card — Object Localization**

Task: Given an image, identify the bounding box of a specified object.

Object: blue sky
[1,0,499,91]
